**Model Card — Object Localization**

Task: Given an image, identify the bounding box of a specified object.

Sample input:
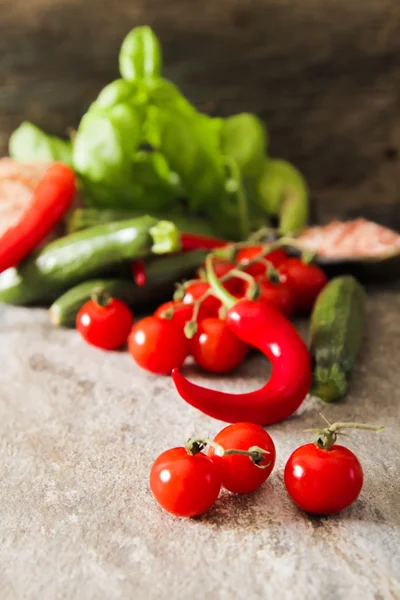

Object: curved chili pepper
[0,163,76,273]
[172,257,311,425]
[181,233,228,252]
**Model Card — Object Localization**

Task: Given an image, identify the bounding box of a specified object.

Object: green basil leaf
[119,26,162,81]
[94,78,142,110]
[73,103,141,182]
[256,158,309,234]
[154,110,225,209]
[221,113,267,178]
[9,122,73,165]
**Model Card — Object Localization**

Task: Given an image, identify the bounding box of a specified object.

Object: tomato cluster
[75,244,327,373]
[127,246,327,376]
[150,423,276,517]
[150,421,366,518]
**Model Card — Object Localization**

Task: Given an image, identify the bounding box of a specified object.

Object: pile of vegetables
[0,25,387,521]
[9,26,308,242]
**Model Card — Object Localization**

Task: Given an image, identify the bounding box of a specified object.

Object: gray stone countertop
[0,285,399,600]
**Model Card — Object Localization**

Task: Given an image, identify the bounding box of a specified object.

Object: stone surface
[0,285,399,600]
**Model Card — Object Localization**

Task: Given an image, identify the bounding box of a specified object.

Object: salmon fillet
[297,219,400,258]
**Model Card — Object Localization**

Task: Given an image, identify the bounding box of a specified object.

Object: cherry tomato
[284,443,363,515]
[208,423,276,494]
[128,316,189,374]
[257,277,294,318]
[154,301,209,331]
[279,258,328,312]
[237,246,288,277]
[182,281,221,316]
[150,447,221,517]
[76,297,133,350]
[191,317,248,373]
[198,259,244,296]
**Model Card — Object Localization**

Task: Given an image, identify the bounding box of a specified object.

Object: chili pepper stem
[91,287,112,308]
[307,416,385,450]
[185,437,271,469]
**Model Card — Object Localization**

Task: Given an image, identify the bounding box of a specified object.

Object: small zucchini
[49,249,208,327]
[0,216,180,306]
[309,275,367,402]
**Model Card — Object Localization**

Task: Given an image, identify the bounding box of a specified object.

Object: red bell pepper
[0,163,76,273]
[172,256,312,425]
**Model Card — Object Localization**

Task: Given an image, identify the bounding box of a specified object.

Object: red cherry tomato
[128,316,189,374]
[76,298,133,350]
[150,447,221,517]
[154,301,209,331]
[237,246,288,277]
[182,282,221,316]
[284,443,363,515]
[200,259,244,296]
[208,423,276,494]
[257,277,294,318]
[191,317,248,373]
[279,258,328,312]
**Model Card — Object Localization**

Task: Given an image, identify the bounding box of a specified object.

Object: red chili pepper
[131,259,147,286]
[172,257,311,425]
[180,233,228,252]
[0,163,76,273]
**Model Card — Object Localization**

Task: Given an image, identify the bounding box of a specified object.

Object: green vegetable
[9,122,73,165]
[67,208,218,237]
[256,159,309,234]
[73,103,141,185]
[119,26,162,81]
[94,78,141,110]
[221,113,267,179]
[154,110,225,210]
[0,216,180,305]
[49,249,208,327]
[309,276,367,402]
[9,25,310,242]
[49,279,138,327]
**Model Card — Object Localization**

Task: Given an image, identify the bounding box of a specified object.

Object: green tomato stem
[309,418,385,450]
[91,286,112,308]
[205,255,237,309]
[185,437,270,468]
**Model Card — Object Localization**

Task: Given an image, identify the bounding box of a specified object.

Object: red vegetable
[257,276,294,318]
[236,246,288,277]
[172,259,311,425]
[284,444,363,515]
[128,316,189,374]
[181,233,227,252]
[191,317,248,373]
[182,281,221,316]
[150,447,221,517]
[208,423,276,493]
[279,258,328,312]
[0,163,76,273]
[199,258,244,296]
[131,259,146,286]
[76,292,133,350]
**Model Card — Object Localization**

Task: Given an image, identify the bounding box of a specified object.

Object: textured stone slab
[0,286,399,599]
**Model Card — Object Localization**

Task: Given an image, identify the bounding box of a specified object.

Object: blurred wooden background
[1,0,400,227]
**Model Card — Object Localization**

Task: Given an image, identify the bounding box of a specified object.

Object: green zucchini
[309,275,367,402]
[0,216,180,306]
[49,249,208,326]
[66,208,219,237]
